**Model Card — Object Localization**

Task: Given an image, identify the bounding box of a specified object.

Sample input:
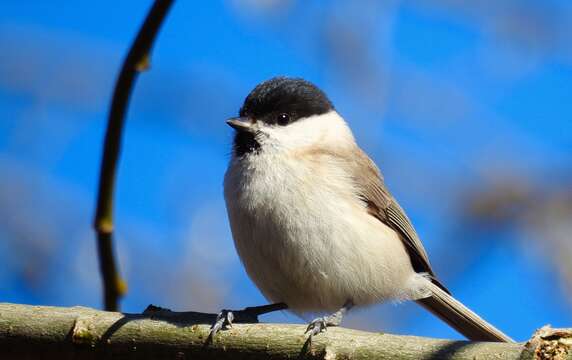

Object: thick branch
[93,0,174,311]
[1,303,569,360]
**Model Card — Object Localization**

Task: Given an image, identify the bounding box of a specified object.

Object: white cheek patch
[258,111,355,151]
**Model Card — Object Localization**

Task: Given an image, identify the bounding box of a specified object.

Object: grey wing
[348,149,449,292]
[337,149,513,341]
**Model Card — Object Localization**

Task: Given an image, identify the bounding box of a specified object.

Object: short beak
[226,117,254,132]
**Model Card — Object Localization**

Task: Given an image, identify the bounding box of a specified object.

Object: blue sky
[1,1,571,342]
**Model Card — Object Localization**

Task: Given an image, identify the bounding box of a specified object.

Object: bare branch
[93,0,175,311]
[1,303,569,360]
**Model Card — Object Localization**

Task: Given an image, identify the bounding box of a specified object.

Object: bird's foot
[304,301,353,340]
[210,310,235,336]
[207,303,288,342]
[305,312,343,338]
[208,308,257,340]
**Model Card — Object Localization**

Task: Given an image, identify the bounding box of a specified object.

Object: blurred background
[1,0,571,342]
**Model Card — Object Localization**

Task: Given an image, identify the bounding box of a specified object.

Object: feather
[340,147,512,341]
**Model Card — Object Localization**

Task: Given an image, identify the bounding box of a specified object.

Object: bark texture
[0,303,570,360]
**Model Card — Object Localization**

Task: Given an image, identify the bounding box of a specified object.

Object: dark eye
[277,113,290,125]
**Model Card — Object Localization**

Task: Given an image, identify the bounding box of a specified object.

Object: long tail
[416,282,513,342]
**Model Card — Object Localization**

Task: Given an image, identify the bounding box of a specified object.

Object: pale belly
[224,154,423,313]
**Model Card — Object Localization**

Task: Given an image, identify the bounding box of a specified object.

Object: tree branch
[0,303,569,359]
[93,0,175,311]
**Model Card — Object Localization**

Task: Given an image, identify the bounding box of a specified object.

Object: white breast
[223,111,429,314]
[224,151,428,314]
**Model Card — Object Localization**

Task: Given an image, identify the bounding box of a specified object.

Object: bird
[211,76,512,343]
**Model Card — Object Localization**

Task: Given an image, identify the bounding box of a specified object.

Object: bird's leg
[209,302,288,339]
[305,300,353,338]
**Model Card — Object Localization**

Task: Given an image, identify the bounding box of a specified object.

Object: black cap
[239,77,334,126]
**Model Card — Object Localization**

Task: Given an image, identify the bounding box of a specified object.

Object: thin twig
[93,0,175,311]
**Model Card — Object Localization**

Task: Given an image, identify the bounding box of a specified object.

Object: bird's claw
[207,303,284,343]
[305,317,329,338]
[209,310,235,340]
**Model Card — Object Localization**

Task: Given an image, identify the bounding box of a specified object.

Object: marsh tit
[212,77,512,342]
